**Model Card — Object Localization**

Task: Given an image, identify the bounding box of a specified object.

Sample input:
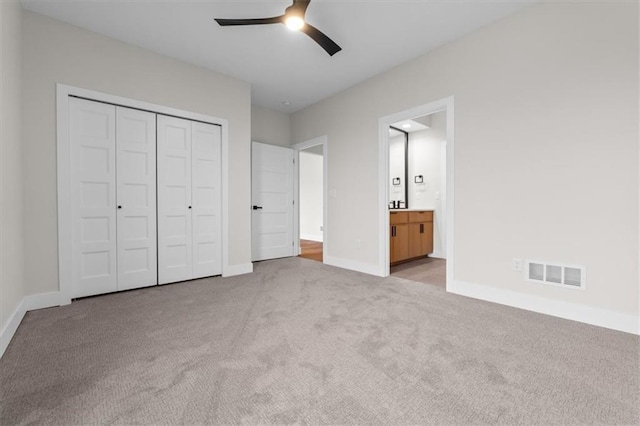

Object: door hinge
[293,158,295,164]
[292,241,294,247]
[293,200,295,205]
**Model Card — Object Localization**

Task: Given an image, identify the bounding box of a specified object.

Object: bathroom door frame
[378,96,455,290]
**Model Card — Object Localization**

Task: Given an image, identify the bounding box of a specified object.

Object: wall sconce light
[392,177,401,186]
[414,175,423,184]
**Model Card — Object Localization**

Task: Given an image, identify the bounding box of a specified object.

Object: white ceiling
[22,0,533,113]
[301,144,324,156]
[391,118,430,134]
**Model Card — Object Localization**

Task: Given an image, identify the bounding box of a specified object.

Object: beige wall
[292,3,639,316]
[251,105,291,146]
[22,11,252,296]
[1,2,25,331]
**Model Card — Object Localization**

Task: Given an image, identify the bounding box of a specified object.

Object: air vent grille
[545,265,562,284]
[529,263,544,281]
[526,260,585,290]
[564,267,583,287]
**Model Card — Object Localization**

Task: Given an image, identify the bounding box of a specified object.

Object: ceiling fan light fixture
[285,15,305,31]
[214,0,342,56]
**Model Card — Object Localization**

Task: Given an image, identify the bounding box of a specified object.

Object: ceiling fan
[214,0,342,57]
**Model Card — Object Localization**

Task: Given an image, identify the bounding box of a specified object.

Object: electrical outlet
[513,258,523,272]
[356,239,362,249]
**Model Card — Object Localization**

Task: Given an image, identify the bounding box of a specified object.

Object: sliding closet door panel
[116,107,157,290]
[157,115,193,284]
[70,98,118,298]
[191,122,222,278]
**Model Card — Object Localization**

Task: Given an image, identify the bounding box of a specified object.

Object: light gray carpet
[1,257,638,425]
[391,257,446,289]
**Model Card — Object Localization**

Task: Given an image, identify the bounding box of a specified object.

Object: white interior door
[251,142,295,261]
[157,115,193,284]
[191,122,222,278]
[116,106,157,290]
[70,98,118,298]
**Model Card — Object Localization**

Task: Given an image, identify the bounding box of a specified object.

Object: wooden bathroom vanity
[390,210,434,264]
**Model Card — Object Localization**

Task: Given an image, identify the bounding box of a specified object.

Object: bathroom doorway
[389,110,447,288]
[379,97,454,290]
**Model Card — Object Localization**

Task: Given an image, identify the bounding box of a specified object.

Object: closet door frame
[56,84,231,305]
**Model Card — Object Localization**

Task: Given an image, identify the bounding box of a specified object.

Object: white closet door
[70,98,117,298]
[191,122,222,279]
[116,107,157,290]
[157,115,193,284]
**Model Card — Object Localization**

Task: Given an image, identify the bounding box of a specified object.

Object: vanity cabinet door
[408,223,423,258]
[420,222,434,255]
[391,224,409,263]
[409,222,434,258]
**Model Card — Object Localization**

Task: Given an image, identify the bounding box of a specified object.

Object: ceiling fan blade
[290,0,311,16]
[300,23,342,56]
[214,16,283,26]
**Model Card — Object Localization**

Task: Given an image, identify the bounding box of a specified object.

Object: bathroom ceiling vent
[526,260,585,290]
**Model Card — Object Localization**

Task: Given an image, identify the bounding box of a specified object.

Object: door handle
[252,205,263,210]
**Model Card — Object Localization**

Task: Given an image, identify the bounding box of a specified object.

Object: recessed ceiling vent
[526,261,585,290]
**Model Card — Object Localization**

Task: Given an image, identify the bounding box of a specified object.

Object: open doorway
[293,137,328,263]
[389,111,447,288]
[379,97,454,291]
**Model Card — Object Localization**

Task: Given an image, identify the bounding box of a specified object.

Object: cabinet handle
[117,205,122,209]
[188,206,192,209]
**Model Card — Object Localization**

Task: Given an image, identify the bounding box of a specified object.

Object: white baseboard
[300,233,323,242]
[430,252,446,259]
[324,255,384,277]
[24,292,61,311]
[0,299,26,358]
[223,263,253,277]
[449,280,639,335]
[1,291,61,358]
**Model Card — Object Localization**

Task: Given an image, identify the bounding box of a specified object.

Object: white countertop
[389,209,434,212]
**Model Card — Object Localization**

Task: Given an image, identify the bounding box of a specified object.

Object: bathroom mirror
[389,126,408,209]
